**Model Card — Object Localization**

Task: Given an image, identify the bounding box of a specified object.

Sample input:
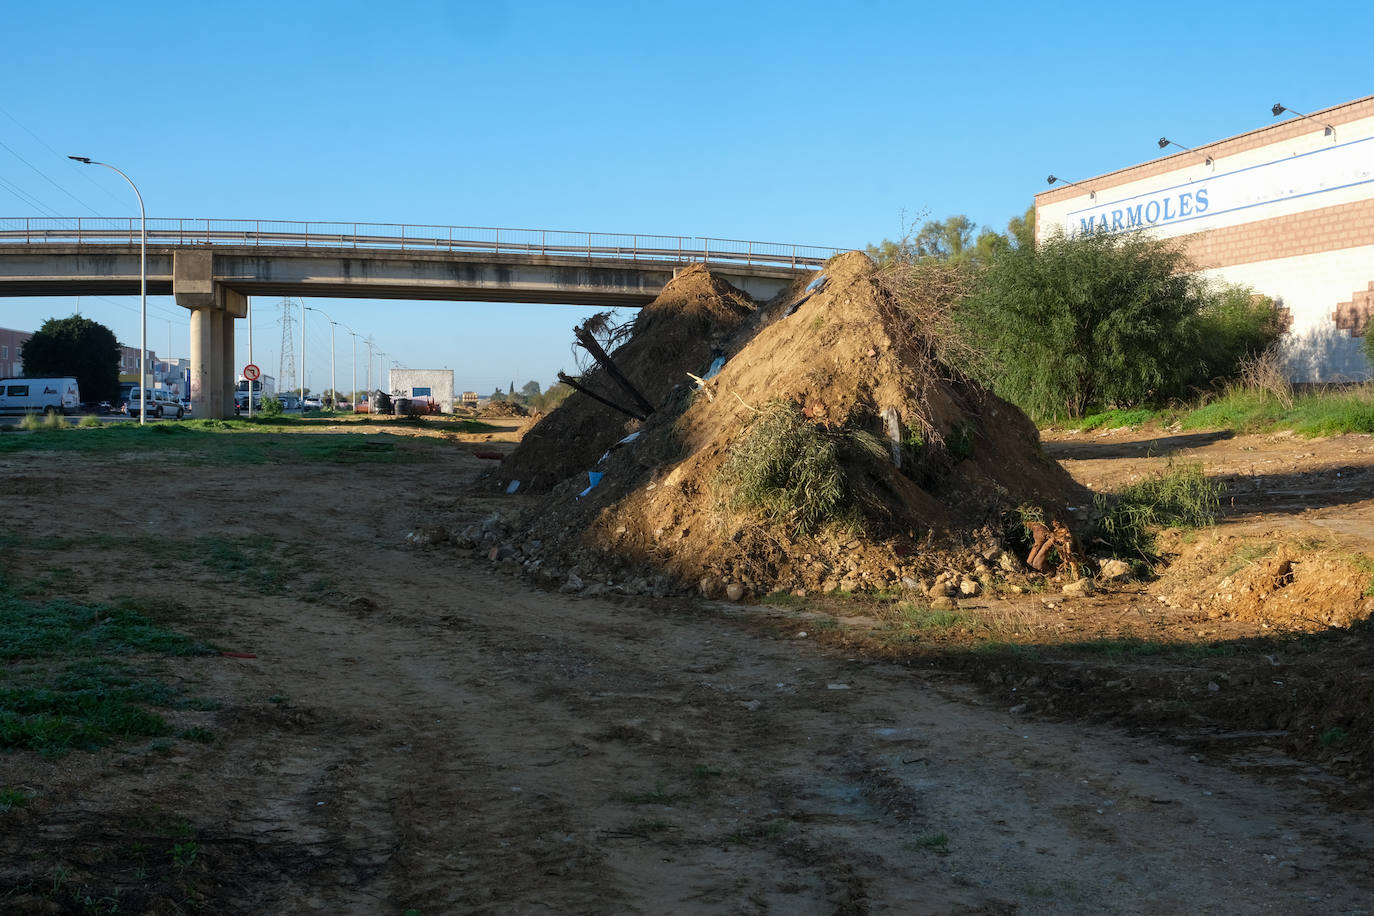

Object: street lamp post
[305,306,337,412]
[69,155,146,424]
[343,327,358,413]
[299,298,306,407]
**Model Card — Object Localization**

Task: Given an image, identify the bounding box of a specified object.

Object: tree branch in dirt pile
[572,328,656,419]
[871,259,981,456]
[555,371,648,422]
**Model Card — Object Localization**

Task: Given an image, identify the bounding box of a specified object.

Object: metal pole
[300,298,306,407]
[247,296,254,418]
[329,321,337,412]
[69,156,146,424]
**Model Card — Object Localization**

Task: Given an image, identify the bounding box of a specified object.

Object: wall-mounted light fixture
[1046,174,1095,200]
[1157,137,1214,166]
[1272,103,1335,137]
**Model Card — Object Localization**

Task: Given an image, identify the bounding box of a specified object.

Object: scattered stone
[959,578,980,596]
[559,573,584,594]
[345,596,377,613]
[1099,558,1133,581]
[900,576,925,594]
[1062,578,1096,598]
[725,583,746,602]
[405,526,449,548]
[930,596,958,611]
[929,581,955,598]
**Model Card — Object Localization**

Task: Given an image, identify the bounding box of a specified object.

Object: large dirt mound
[485,253,1087,596]
[498,265,755,493]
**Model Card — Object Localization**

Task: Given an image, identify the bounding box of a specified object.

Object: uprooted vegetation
[482,254,1092,598]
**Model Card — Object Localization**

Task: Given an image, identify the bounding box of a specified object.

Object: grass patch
[0,591,215,756]
[0,420,435,468]
[727,819,792,845]
[1319,727,1348,746]
[917,831,950,853]
[1221,542,1278,577]
[186,535,297,594]
[1095,461,1222,560]
[0,785,33,812]
[1180,386,1374,437]
[621,780,688,806]
[896,602,977,632]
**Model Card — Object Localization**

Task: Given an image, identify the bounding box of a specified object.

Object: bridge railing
[0,217,843,270]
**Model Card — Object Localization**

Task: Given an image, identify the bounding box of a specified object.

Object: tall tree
[20,315,121,402]
[1006,204,1036,249]
[913,215,977,262]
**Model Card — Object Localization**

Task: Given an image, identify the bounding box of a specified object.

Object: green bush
[957,230,1283,420]
[260,396,284,417]
[716,401,886,535]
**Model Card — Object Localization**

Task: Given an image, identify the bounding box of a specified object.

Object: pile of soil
[498,265,754,493]
[1148,528,1374,630]
[478,400,530,418]
[485,253,1087,596]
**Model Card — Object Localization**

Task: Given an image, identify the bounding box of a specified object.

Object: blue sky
[3,0,1370,395]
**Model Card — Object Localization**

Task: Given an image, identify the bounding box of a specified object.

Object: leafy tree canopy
[20,315,121,402]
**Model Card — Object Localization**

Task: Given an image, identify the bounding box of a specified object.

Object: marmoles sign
[1067,136,1374,237]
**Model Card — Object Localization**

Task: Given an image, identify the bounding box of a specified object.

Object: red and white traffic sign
[242,364,261,381]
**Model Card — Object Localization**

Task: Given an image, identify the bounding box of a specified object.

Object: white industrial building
[1036,95,1374,381]
[388,368,455,413]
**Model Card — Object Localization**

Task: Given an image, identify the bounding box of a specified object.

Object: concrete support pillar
[208,309,225,417]
[220,288,246,419]
[175,251,247,421]
[220,311,235,417]
[190,307,213,417]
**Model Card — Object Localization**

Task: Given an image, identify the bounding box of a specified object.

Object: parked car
[302,394,322,410]
[277,394,302,411]
[123,388,184,419]
[180,398,192,416]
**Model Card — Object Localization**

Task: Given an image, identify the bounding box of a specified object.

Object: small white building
[388,368,455,413]
[1036,95,1374,382]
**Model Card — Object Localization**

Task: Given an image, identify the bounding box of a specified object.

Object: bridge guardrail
[0,218,843,270]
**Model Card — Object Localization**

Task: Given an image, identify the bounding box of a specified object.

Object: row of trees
[489,380,572,412]
[869,209,1287,420]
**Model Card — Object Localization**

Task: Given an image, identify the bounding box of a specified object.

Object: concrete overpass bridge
[0,217,841,417]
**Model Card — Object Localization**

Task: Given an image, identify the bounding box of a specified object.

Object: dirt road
[3,426,1373,913]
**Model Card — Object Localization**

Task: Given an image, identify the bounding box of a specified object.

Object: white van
[0,377,80,416]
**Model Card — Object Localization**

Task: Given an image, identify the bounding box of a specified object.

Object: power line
[0,137,100,215]
[0,103,123,211]
[0,174,61,216]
